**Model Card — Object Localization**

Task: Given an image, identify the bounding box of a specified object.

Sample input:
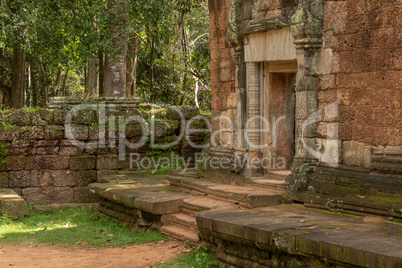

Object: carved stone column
[245,62,262,176]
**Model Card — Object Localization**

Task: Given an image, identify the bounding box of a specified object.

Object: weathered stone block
[9,171,31,188]
[133,193,187,215]
[73,186,98,203]
[45,125,64,140]
[20,126,45,140]
[10,140,35,155]
[343,141,365,167]
[38,109,53,124]
[70,156,96,171]
[88,126,100,140]
[34,140,60,155]
[59,146,85,156]
[0,172,9,187]
[297,120,317,139]
[149,121,168,138]
[31,170,75,187]
[29,155,70,170]
[125,123,147,138]
[96,154,129,170]
[22,187,74,204]
[0,189,27,218]
[30,113,46,126]
[71,109,96,125]
[364,146,373,169]
[295,137,318,159]
[8,110,30,126]
[0,128,20,141]
[6,155,27,171]
[317,139,342,165]
[295,91,318,120]
[85,143,109,155]
[53,109,68,125]
[74,171,97,186]
[65,124,89,140]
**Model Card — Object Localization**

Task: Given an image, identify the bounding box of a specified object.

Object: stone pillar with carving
[290,0,325,162]
[245,62,262,175]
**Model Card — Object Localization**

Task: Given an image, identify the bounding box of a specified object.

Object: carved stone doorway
[262,64,296,172]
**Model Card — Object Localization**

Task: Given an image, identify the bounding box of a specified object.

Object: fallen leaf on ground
[37,222,42,227]
[29,232,36,235]
[107,234,114,237]
[357,195,366,199]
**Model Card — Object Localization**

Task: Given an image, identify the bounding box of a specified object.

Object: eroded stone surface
[197,205,402,267]
[0,189,27,218]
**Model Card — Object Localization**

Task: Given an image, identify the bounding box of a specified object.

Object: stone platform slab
[168,176,288,208]
[197,205,402,267]
[0,189,27,218]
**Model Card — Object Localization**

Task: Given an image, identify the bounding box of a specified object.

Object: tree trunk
[150,35,155,103]
[100,0,128,98]
[32,70,38,106]
[52,65,62,97]
[85,58,97,97]
[102,51,127,97]
[98,52,105,96]
[61,68,69,97]
[39,59,48,107]
[126,35,138,98]
[26,63,31,106]
[11,47,26,109]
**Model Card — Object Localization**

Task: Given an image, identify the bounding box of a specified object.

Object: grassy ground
[0,204,166,247]
[154,245,215,268]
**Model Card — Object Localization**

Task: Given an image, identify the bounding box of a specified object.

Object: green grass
[0,204,166,247]
[155,246,215,268]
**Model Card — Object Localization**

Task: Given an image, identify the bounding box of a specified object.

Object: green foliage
[0,204,166,247]
[0,0,211,109]
[155,245,215,268]
[0,112,15,130]
[80,152,90,159]
[22,105,39,114]
[0,141,9,164]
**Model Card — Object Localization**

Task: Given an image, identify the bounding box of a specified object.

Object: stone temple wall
[319,0,401,165]
[206,0,401,200]
[208,0,236,148]
[0,106,207,204]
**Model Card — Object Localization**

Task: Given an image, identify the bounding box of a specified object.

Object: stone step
[165,213,198,232]
[180,196,240,217]
[89,183,188,215]
[197,205,402,268]
[168,176,288,208]
[171,168,197,178]
[0,189,27,218]
[161,225,199,244]
[247,171,289,190]
[247,178,286,191]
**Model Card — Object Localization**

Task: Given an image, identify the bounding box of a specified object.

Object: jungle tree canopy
[0,0,211,109]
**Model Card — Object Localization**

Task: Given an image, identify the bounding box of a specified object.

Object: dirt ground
[0,241,186,268]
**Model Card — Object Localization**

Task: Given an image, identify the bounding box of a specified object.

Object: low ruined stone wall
[0,105,208,204]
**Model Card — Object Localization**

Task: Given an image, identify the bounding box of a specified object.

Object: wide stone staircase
[89,169,288,244]
[88,170,402,267]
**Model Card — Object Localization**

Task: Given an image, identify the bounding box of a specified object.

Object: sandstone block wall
[208,0,236,147]
[319,0,401,148]
[0,107,208,204]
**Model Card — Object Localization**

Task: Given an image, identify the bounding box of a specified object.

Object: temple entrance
[262,62,297,171]
[243,27,298,176]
